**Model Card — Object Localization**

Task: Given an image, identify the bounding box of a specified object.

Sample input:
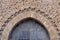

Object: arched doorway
[8,19,50,40]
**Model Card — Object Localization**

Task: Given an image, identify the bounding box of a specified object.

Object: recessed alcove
[8,18,50,40]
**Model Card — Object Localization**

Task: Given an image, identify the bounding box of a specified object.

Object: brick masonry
[0,0,60,40]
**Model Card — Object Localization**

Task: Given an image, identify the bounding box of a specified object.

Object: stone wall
[0,0,60,40]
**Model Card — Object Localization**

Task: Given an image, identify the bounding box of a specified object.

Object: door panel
[8,20,50,40]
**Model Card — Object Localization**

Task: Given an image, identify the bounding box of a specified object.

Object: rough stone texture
[0,0,60,40]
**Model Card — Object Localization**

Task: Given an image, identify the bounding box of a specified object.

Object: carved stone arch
[1,12,57,40]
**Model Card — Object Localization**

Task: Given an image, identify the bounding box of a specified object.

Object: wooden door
[8,20,50,40]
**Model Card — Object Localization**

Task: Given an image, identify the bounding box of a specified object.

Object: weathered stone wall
[0,0,60,40]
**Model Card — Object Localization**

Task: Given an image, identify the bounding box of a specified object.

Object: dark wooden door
[8,20,50,40]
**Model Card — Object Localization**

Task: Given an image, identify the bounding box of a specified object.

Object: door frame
[1,12,57,40]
